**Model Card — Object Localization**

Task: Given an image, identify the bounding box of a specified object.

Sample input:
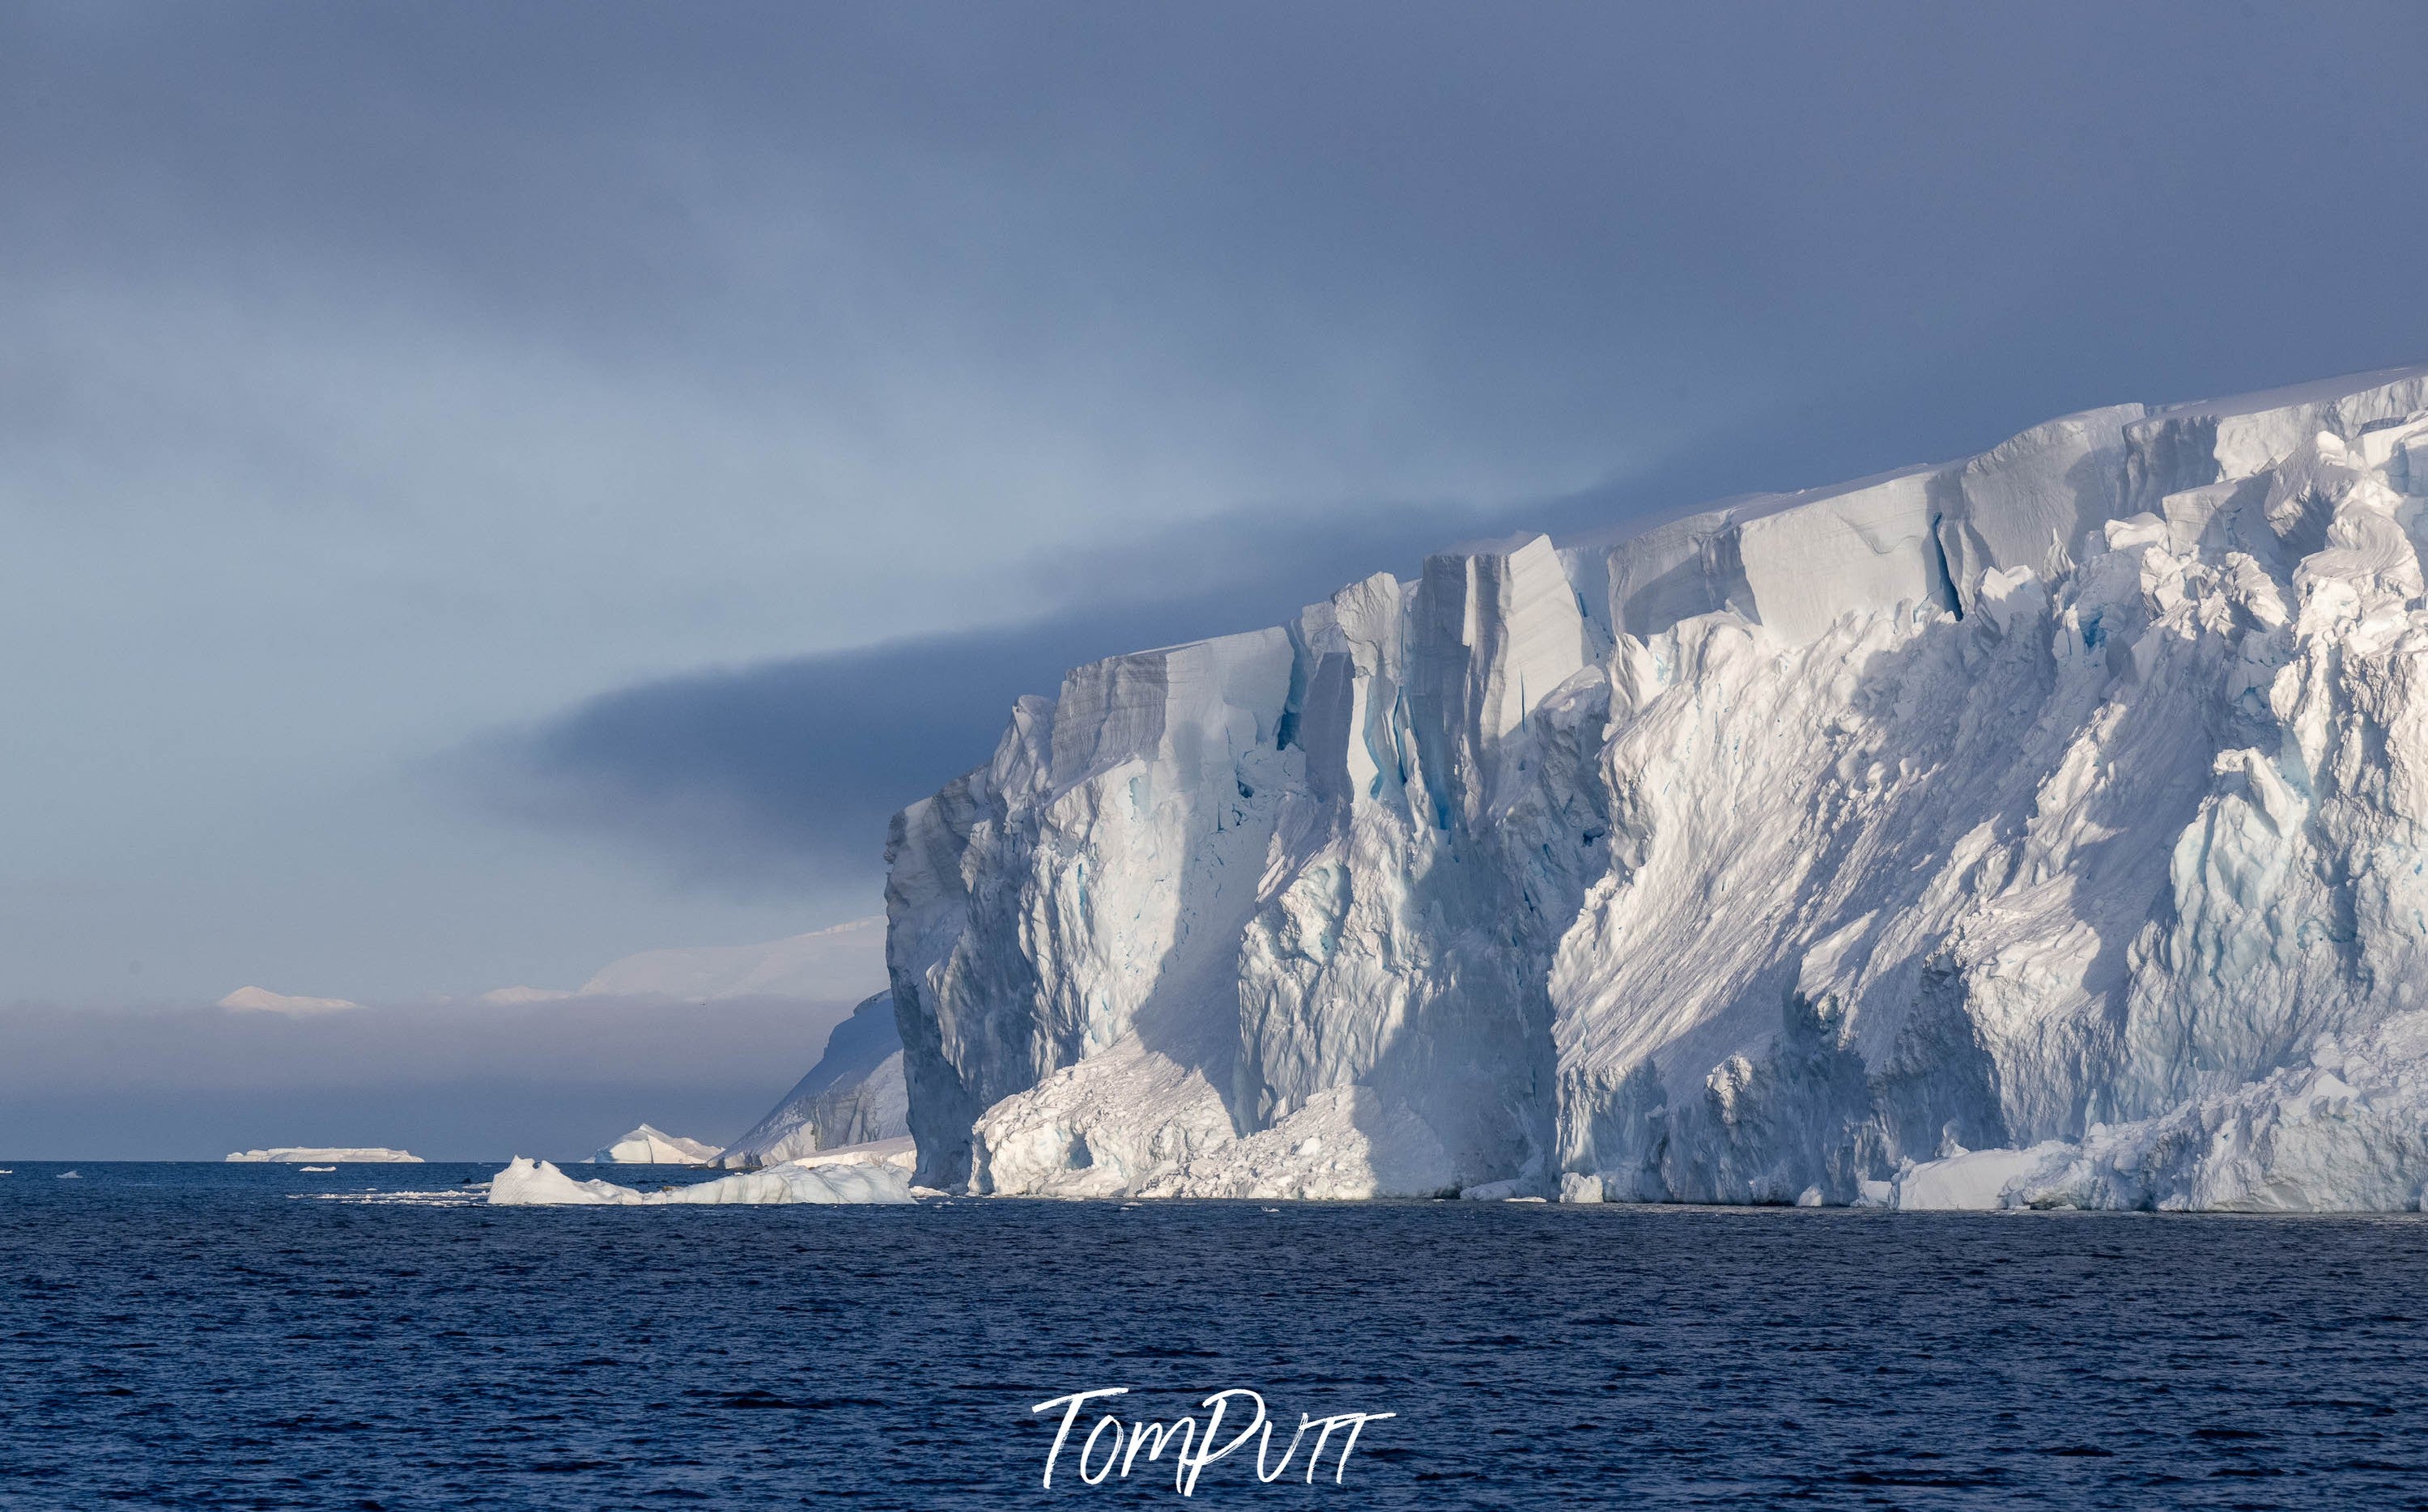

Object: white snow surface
[226,1147,422,1162]
[488,1149,914,1206]
[591,1124,722,1165]
[887,365,2428,1210]
[579,917,885,1002]
[219,986,364,1015]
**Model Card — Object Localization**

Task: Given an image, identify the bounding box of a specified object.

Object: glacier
[884,364,2428,1211]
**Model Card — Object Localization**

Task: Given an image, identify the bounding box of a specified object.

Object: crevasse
[885,365,2428,1211]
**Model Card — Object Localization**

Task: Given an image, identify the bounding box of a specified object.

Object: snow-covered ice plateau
[887,365,2428,1211]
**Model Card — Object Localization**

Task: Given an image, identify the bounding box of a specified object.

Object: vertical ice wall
[888,365,2428,1208]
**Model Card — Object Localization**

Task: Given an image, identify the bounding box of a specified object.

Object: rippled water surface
[6,1162,2428,1509]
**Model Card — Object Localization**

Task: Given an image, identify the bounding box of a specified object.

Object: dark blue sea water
[6,1162,2428,1509]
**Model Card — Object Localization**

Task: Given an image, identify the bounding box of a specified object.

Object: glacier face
[887,366,2428,1210]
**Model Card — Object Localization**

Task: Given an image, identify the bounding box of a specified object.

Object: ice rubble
[490,1140,916,1206]
[714,992,911,1168]
[882,366,2428,1212]
[591,1124,722,1165]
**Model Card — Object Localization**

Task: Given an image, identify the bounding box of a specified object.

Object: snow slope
[592,1124,721,1165]
[889,365,2428,1210]
[713,992,910,1168]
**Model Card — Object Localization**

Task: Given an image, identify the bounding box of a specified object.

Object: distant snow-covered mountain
[888,365,2428,1211]
[219,987,363,1015]
[576,916,885,1002]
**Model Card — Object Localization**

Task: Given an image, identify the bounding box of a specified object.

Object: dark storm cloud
[15,0,2423,492]
[454,497,1503,889]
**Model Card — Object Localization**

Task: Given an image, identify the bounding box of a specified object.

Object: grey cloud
[453,496,1501,891]
[453,397,2060,893]
[7,1,2428,1001]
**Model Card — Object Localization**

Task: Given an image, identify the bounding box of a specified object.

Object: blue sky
[6,1,2427,1013]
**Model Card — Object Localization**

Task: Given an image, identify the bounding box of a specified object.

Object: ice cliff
[887,366,2428,1211]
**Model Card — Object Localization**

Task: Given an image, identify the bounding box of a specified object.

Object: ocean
[5,1162,2427,1509]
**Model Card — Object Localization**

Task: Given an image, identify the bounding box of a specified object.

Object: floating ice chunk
[487,1155,915,1206]
[1893,1144,2074,1211]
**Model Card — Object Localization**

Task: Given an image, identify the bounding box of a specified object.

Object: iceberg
[715,992,910,1167]
[489,1148,915,1206]
[591,1124,722,1165]
[226,1147,422,1163]
[886,364,2428,1210]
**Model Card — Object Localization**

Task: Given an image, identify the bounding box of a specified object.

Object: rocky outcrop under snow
[888,365,2428,1211]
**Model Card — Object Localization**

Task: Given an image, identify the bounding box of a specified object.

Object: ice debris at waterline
[885,364,2428,1212]
[491,1148,916,1206]
[590,1124,721,1165]
[226,1148,423,1163]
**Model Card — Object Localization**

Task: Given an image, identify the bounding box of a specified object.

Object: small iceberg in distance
[57,1170,79,1179]
[300,1165,336,1172]
[491,1140,916,1206]
[225,1148,423,1163]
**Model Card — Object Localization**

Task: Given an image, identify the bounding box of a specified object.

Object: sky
[5,3,2427,1151]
